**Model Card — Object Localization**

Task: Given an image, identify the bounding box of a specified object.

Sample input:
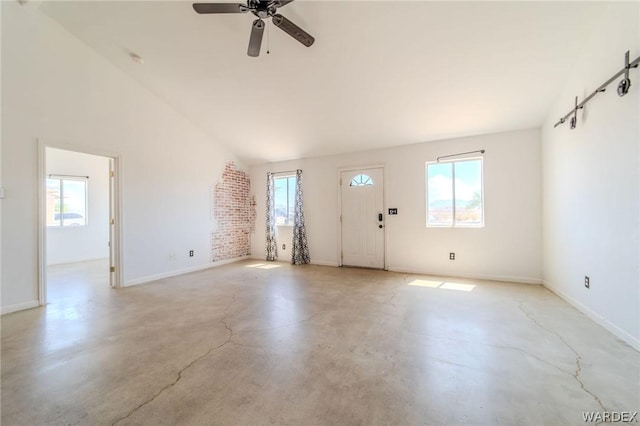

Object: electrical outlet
[584,276,590,289]
[189,250,194,257]
[282,244,286,250]
[449,252,455,260]
[169,253,176,261]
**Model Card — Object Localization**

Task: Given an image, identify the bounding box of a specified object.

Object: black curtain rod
[269,170,299,176]
[437,149,485,162]
[554,51,640,128]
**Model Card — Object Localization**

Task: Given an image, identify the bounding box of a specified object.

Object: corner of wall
[541,2,640,349]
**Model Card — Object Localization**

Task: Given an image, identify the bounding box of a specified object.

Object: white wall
[250,128,542,284]
[276,225,294,261]
[0,0,4,315]
[1,3,243,312]
[541,3,639,350]
[46,148,110,265]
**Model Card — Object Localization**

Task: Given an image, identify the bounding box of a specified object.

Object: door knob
[378,224,383,229]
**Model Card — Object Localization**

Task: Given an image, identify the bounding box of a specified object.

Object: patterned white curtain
[265,172,277,261]
[291,169,310,265]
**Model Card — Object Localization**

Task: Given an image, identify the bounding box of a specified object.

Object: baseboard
[1,300,40,315]
[543,280,639,352]
[247,255,338,267]
[387,266,542,285]
[310,260,340,267]
[124,256,249,287]
[247,259,538,280]
[247,256,284,264]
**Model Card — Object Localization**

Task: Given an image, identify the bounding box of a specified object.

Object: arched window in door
[349,174,373,187]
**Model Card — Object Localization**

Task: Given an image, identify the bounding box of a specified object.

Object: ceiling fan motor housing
[252,0,277,19]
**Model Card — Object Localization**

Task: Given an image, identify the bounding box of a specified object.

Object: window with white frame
[274,175,296,225]
[426,158,483,227]
[46,177,88,227]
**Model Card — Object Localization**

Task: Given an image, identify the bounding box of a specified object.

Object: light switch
[0,187,5,199]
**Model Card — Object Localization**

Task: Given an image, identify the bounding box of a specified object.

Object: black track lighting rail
[554,50,639,129]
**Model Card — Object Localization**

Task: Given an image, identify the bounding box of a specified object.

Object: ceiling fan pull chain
[266,20,270,54]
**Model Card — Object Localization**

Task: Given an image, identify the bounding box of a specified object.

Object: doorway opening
[38,144,122,307]
[339,167,386,269]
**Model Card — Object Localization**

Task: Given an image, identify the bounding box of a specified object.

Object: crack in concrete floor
[518,302,608,414]
[383,274,411,308]
[19,261,635,426]
[238,311,324,336]
[399,307,614,419]
[109,294,609,425]
[419,332,578,378]
[111,294,237,426]
[374,276,600,394]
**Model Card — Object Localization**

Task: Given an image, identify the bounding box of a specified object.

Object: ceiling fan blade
[272,14,314,47]
[247,19,265,57]
[273,0,294,8]
[193,3,247,14]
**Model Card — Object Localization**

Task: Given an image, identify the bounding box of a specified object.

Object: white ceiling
[40,1,606,165]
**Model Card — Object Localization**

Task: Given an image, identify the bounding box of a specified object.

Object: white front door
[340,168,385,269]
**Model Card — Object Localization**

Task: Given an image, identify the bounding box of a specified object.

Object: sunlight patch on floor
[245,263,281,270]
[408,279,476,292]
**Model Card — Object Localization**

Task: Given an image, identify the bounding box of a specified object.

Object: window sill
[426,225,485,229]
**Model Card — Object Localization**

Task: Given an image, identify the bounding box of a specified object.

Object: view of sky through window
[427,158,483,227]
[46,178,88,227]
[274,176,296,225]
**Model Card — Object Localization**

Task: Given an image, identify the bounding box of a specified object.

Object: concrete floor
[1,260,638,425]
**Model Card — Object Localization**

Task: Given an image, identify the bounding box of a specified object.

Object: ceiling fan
[193,0,315,57]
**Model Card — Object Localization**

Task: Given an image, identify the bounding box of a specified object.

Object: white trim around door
[38,140,124,306]
[338,165,386,270]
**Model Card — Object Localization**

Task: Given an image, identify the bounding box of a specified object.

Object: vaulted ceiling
[40,1,606,164]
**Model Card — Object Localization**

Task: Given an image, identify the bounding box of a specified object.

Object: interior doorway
[39,144,121,306]
[340,167,385,269]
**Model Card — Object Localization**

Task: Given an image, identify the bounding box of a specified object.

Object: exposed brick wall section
[211,162,256,262]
